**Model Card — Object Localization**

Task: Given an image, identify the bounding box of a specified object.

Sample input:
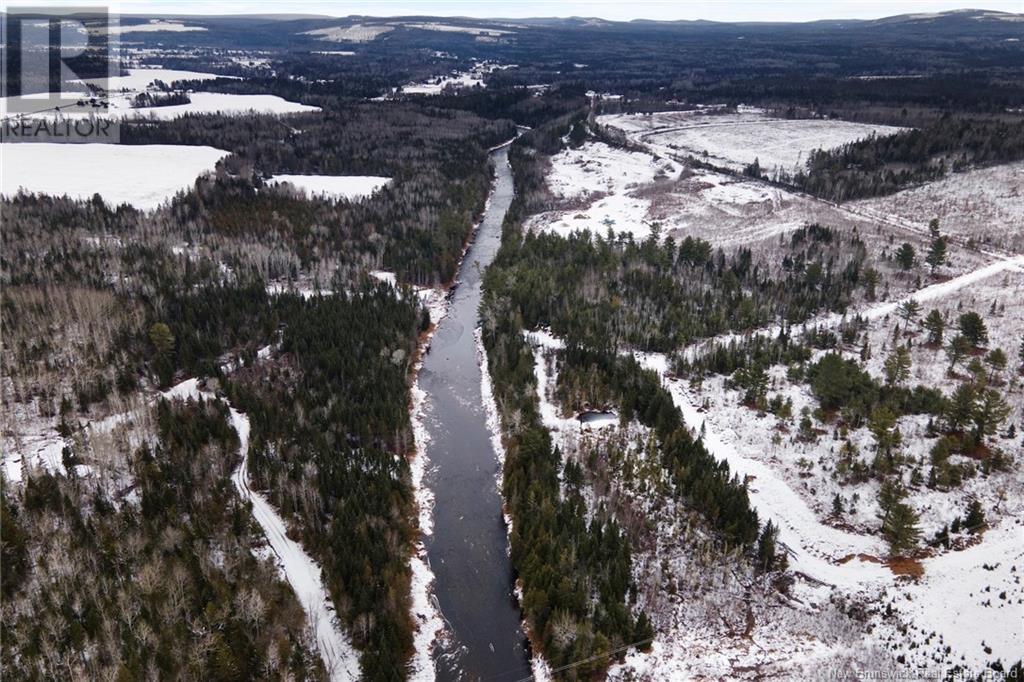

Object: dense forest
[482,222,870,353]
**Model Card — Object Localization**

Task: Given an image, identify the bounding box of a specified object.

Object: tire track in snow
[228,406,361,681]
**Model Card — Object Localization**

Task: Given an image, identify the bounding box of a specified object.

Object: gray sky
[102,0,1024,22]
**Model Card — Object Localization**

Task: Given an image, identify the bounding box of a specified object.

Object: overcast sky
[101,0,1024,22]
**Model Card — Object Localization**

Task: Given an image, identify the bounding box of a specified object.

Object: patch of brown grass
[886,556,924,578]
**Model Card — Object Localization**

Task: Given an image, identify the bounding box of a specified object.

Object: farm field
[600,110,905,176]
[0,142,228,209]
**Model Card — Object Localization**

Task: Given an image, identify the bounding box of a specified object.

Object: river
[421,145,533,681]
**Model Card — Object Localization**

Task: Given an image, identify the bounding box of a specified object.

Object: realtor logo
[1,5,120,141]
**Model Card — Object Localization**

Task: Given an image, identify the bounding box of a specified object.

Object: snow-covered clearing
[0,143,228,210]
[851,161,1024,255]
[104,20,207,34]
[600,110,906,177]
[400,62,509,96]
[523,141,682,240]
[130,92,320,118]
[82,67,231,93]
[267,174,390,201]
[228,404,361,681]
[302,24,393,42]
[522,139,954,263]
[860,266,1024,395]
[401,22,513,36]
[4,69,317,120]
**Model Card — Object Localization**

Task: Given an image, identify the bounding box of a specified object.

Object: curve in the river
[420,145,533,681]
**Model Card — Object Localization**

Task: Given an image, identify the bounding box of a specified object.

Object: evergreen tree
[925,235,947,274]
[883,345,912,386]
[832,493,844,518]
[878,482,920,556]
[756,520,782,573]
[897,299,921,324]
[945,384,977,433]
[958,312,989,348]
[973,389,1011,443]
[964,500,986,534]
[985,348,1007,382]
[895,243,916,270]
[923,309,945,346]
[946,334,970,372]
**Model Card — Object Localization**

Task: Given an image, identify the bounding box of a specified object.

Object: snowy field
[523,139,976,282]
[2,69,317,120]
[130,92,319,118]
[600,110,905,177]
[267,174,391,201]
[105,20,207,34]
[402,22,513,35]
[523,141,682,240]
[302,24,393,42]
[0,143,228,210]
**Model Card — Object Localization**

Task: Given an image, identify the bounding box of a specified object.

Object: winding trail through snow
[227,406,361,681]
[632,254,1024,589]
[636,352,893,587]
[510,252,1020,591]
[95,378,362,678]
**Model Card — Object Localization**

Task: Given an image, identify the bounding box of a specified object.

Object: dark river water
[421,145,532,681]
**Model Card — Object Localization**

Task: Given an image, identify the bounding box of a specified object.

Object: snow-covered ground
[401,22,513,36]
[267,174,391,201]
[0,423,68,483]
[523,141,682,240]
[406,279,451,681]
[851,161,1024,255]
[600,110,905,177]
[104,20,207,34]
[302,24,393,42]
[0,143,228,210]
[400,62,510,96]
[3,68,317,120]
[82,67,230,92]
[129,92,319,118]
[524,140,894,253]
